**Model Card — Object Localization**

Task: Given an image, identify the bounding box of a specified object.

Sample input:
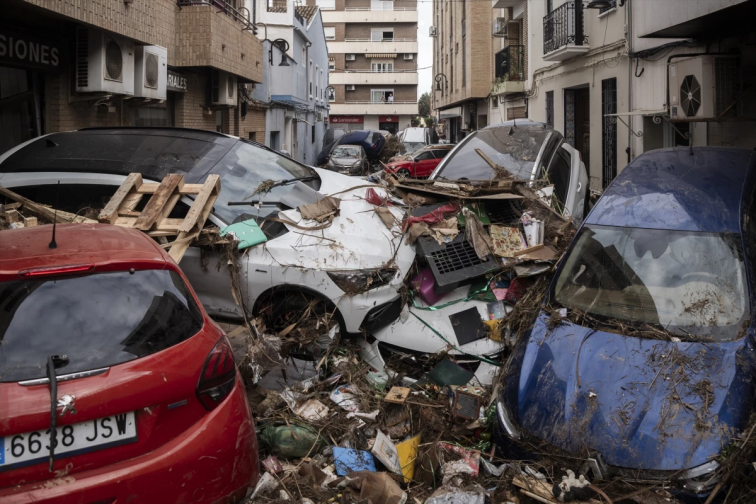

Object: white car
[0,128,414,342]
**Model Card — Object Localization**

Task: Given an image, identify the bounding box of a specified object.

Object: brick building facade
[1,0,264,154]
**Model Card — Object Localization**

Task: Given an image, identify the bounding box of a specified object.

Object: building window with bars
[546,91,554,128]
[602,78,617,188]
[599,0,616,13]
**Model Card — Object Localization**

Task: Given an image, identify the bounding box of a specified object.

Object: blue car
[496,147,756,497]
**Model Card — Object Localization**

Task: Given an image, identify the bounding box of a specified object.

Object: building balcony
[327,40,418,55]
[542,1,589,61]
[321,9,417,23]
[330,101,418,116]
[493,44,525,95]
[492,0,524,9]
[329,71,418,85]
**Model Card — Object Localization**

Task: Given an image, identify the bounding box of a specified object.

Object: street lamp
[434,73,448,95]
[326,85,335,103]
[269,38,290,66]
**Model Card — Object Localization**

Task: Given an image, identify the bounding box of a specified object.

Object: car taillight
[19,263,94,277]
[196,337,237,411]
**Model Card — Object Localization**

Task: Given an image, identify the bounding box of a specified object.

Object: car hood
[385,160,411,170]
[330,157,360,166]
[505,313,756,471]
[262,168,414,272]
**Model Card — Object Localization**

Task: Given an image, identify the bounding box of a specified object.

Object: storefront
[330,115,363,131]
[0,28,65,153]
[378,115,399,134]
[128,67,186,127]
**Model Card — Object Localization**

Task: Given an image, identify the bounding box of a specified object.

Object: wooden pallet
[98,173,221,263]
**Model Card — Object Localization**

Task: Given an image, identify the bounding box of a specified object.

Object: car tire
[259,292,337,361]
[397,169,411,179]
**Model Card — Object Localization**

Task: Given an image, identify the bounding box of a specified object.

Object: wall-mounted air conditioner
[669,55,739,120]
[211,69,238,106]
[429,26,437,37]
[346,54,356,61]
[76,27,135,95]
[404,54,414,60]
[346,85,356,91]
[134,45,167,100]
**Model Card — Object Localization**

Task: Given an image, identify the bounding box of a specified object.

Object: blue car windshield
[554,225,749,341]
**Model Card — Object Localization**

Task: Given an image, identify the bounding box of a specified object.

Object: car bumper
[1,376,258,504]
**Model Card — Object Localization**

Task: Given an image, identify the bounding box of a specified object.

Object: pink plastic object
[412,267,449,306]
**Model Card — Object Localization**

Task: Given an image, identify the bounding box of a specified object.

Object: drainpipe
[626,0,632,165]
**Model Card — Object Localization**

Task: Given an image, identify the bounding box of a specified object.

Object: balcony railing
[178,0,256,31]
[345,7,416,11]
[543,1,587,55]
[344,38,417,42]
[343,69,417,73]
[267,0,286,12]
[495,44,525,81]
[345,100,416,104]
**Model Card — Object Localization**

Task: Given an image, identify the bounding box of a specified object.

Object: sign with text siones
[0,30,63,72]
[167,69,188,92]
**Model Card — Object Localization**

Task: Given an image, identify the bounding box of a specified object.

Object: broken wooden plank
[99,173,143,223]
[0,186,68,224]
[2,202,22,211]
[5,209,19,223]
[134,174,184,231]
[178,175,220,233]
[168,186,217,262]
[23,216,38,227]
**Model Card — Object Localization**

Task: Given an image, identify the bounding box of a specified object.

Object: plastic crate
[416,234,500,293]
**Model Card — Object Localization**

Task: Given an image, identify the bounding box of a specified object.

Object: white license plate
[0,412,137,471]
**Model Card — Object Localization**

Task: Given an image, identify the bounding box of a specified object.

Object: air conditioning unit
[134,45,167,100]
[346,85,356,91]
[346,54,356,61]
[404,54,414,60]
[429,26,437,37]
[669,55,738,120]
[211,69,238,106]
[76,27,135,95]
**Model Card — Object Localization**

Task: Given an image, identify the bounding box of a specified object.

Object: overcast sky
[417,0,433,99]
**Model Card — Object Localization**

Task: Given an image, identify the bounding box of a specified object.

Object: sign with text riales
[167,69,188,93]
[0,30,64,72]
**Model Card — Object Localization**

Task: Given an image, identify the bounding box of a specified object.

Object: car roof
[482,119,548,130]
[335,144,363,149]
[586,147,756,233]
[342,130,370,141]
[0,223,169,279]
[0,128,240,181]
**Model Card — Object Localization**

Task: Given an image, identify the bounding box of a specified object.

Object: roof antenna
[48,181,60,249]
[509,117,517,136]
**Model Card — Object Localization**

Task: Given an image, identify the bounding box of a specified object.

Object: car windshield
[332,147,360,158]
[432,125,550,181]
[208,141,319,224]
[553,225,749,341]
[0,270,203,382]
[403,142,426,154]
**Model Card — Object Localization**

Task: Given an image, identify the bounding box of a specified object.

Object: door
[555,143,589,224]
[412,151,437,177]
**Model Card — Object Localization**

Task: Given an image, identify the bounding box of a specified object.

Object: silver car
[325,144,369,176]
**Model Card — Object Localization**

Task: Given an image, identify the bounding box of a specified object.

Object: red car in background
[384,145,454,178]
[0,223,258,503]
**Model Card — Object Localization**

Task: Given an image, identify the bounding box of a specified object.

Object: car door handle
[577,182,582,193]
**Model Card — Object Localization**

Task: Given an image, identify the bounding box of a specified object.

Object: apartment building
[1,0,264,155]
[251,1,330,164]
[430,0,495,143]
[311,0,419,133]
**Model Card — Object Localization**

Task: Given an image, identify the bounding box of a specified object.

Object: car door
[412,151,437,177]
[545,143,589,224]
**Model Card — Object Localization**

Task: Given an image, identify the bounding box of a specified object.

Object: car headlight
[496,390,521,440]
[327,268,398,294]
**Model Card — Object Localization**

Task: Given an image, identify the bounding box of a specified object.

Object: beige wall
[344,23,416,39]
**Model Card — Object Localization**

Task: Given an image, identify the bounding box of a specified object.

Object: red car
[0,223,258,503]
[384,145,454,178]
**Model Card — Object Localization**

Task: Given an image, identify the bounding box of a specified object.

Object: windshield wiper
[227,200,280,206]
[270,176,318,189]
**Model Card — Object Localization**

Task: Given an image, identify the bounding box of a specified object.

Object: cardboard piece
[448,307,487,346]
[299,196,340,222]
[330,471,407,504]
[333,447,377,475]
[262,455,284,474]
[219,219,268,250]
[515,244,558,261]
[294,399,330,421]
[371,430,402,474]
[396,435,421,483]
[384,386,411,404]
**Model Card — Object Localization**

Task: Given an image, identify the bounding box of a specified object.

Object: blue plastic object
[333,447,376,475]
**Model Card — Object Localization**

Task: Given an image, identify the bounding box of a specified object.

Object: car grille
[417,234,500,293]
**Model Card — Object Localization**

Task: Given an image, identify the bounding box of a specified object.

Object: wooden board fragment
[384,386,411,405]
[0,186,68,224]
[134,174,184,230]
[99,173,143,223]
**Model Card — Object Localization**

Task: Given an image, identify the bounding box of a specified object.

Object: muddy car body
[324,145,369,176]
[496,147,756,495]
[0,128,414,341]
[362,120,590,386]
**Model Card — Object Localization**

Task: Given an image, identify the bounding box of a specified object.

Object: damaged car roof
[587,147,756,233]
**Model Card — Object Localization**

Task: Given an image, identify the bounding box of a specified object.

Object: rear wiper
[46,354,69,472]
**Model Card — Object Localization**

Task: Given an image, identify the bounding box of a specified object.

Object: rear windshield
[0,269,204,382]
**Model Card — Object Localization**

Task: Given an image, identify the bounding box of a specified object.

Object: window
[461,33,466,88]
[371,0,394,10]
[316,0,335,10]
[371,89,394,103]
[324,27,336,40]
[546,91,554,128]
[328,87,335,102]
[602,78,617,188]
[249,132,257,142]
[315,65,319,98]
[301,47,306,66]
[371,28,394,41]
[371,61,394,72]
[309,60,313,96]
[329,61,335,71]
[414,151,434,161]
[312,125,315,143]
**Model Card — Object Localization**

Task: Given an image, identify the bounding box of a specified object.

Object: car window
[0,270,204,382]
[432,149,451,159]
[208,141,319,224]
[554,225,748,341]
[333,147,361,158]
[546,147,571,209]
[433,125,551,181]
[414,151,434,161]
